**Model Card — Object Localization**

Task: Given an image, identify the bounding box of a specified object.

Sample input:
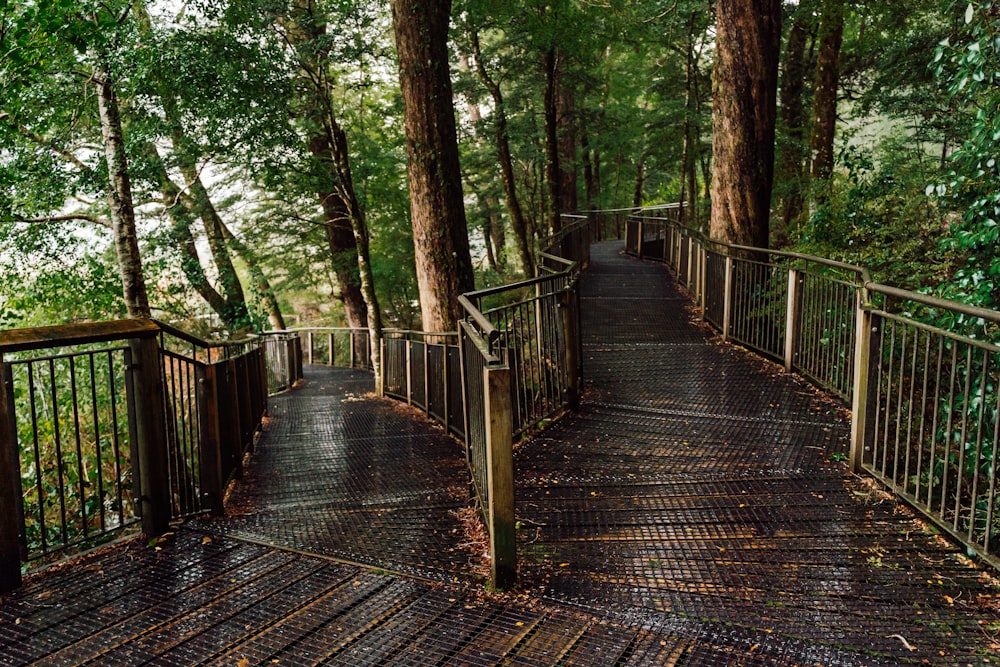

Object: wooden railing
[0,319,267,592]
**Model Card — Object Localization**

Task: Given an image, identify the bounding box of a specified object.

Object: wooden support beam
[0,356,23,592]
[484,365,516,590]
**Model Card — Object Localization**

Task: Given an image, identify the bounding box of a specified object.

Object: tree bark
[557,78,577,213]
[775,10,811,241]
[471,29,535,276]
[95,70,151,318]
[709,0,782,249]
[144,143,232,320]
[280,3,383,394]
[390,0,475,332]
[543,46,562,235]
[810,0,845,188]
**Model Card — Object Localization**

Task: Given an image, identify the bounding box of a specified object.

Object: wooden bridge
[1,212,999,665]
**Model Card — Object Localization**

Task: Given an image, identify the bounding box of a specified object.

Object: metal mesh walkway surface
[1,241,998,666]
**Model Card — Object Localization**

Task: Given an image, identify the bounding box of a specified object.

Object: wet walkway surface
[2,242,999,666]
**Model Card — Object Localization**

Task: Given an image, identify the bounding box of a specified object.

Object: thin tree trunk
[95,70,150,318]
[809,0,845,195]
[144,143,231,320]
[709,0,782,249]
[543,46,561,235]
[282,2,374,334]
[471,29,534,276]
[390,0,475,332]
[557,78,577,212]
[776,11,811,242]
[218,223,287,330]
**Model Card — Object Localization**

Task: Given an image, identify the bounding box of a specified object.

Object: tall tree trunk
[471,30,534,276]
[633,154,646,208]
[218,223,287,330]
[281,2,370,331]
[809,0,845,197]
[282,1,382,389]
[581,128,598,211]
[680,12,702,228]
[390,0,475,331]
[95,70,150,318]
[543,46,562,235]
[136,1,248,326]
[774,11,811,243]
[557,79,577,212]
[144,143,232,320]
[709,0,782,249]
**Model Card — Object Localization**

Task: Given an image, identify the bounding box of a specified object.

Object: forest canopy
[1,0,998,334]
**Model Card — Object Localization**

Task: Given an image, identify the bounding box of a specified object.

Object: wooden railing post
[197,363,225,516]
[129,334,171,538]
[560,285,581,412]
[484,364,516,590]
[784,268,803,372]
[0,356,24,592]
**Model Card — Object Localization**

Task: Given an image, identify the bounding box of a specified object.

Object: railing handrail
[151,319,257,350]
[462,264,579,302]
[0,318,160,353]
[457,294,501,347]
[631,213,874,284]
[865,281,1000,324]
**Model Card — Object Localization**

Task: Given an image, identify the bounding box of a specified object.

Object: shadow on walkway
[1,242,998,666]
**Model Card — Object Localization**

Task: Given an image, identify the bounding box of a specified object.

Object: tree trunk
[390,0,475,332]
[282,0,381,380]
[543,46,562,235]
[95,70,150,318]
[775,11,811,242]
[581,128,597,211]
[144,143,231,321]
[218,222,287,330]
[557,78,577,213]
[632,154,645,208]
[471,29,534,276]
[709,0,782,249]
[809,0,845,192]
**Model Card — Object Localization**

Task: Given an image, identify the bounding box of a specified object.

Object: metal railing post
[306,331,313,365]
[722,256,734,340]
[784,269,803,372]
[405,338,412,406]
[560,285,581,411]
[484,364,516,590]
[850,295,877,474]
[129,334,171,538]
[637,219,644,260]
[0,356,23,592]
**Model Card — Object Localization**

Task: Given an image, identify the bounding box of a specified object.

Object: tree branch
[7,213,112,229]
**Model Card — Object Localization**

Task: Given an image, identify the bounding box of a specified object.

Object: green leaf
[966,3,975,24]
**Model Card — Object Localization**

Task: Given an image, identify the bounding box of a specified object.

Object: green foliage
[929,2,1000,310]
[797,137,960,290]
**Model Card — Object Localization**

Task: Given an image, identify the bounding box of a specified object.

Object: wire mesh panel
[727,257,787,361]
[408,340,427,410]
[160,350,204,519]
[447,345,465,440]
[426,343,447,425]
[703,250,727,331]
[383,334,407,401]
[6,348,137,560]
[864,312,1000,567]
[460,323,490,506]
[795,272,857,400]
[476,274,573,437]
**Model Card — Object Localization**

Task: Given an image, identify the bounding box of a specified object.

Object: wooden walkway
[1,242,998,666]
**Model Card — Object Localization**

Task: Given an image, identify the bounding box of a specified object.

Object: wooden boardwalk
[1,242,998,666]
